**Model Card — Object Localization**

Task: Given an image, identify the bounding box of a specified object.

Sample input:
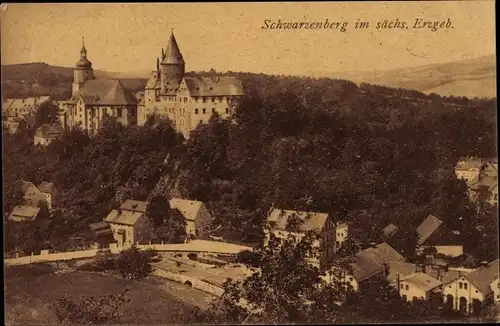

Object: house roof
[35,124,64,139]
[162,32,185,65]
[120,199,147,213]
[184,76,244,97]
[38,181,54,194]
[145,71,160,90]
[350,242,406,282]
[2,96,51,115]
[89,221,113,237]
[381,223,399,239]
[455,159,484,171]
[416,214,443,245]
[9,205,40,221]
[15,180,36,194]
[386,261,417,283]
[267,208,329,233]
[71,79,137,106]
[469,175,498,192]
[464,259,500,295]
[169,198,205,222]
[104,209,143,226]
[401,272,442,292]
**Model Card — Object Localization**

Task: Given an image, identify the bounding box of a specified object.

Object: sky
[0,2,496,76]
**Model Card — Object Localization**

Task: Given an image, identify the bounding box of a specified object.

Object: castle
[57,39,138,134]
[137,31,244,137]
[57,33,243,138]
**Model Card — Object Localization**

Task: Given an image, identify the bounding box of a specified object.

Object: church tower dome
[73,37,95,96]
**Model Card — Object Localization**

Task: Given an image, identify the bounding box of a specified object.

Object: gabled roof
[162,32,185,65]
[400,272,442,292]
[14,180,37,194]
[386,261,417,283]
[72,79,137,106]
[416,214,443,245]
[9,205,41,221]
[350,242,406,282]
[104,209,143,226]
[35,124,64,139]
[38,181,54,194]
[120,199,147,213]
[145,71,160,90]
[464,259,499,295]
[455,159,483,171]
[184,76,244,97]
[381,223,399,239]
[267,208,329,233]
[169,198,206,222]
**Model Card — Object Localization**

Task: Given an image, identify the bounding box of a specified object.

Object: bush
[187,253,198,261]
[236,250,262,268]
[115,246,153,281]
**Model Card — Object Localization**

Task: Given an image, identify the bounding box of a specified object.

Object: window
[212,108,216,114]
[195,108,199,114]
[117,108,123,118]
[202,108,206,114]
[463,283,468,290]
[211,97,215,103]
[400,284,404,289]
[349,277,353,282]
[225,107,229,114]
[402,295,407,301]
[405,284,409,290]
[336,241,340,247]
[203,98,207,103]
[413,296,418,301]
[184,97,187,103]
[459,282,463,289]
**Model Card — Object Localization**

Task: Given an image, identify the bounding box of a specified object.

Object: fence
[4,240,252,267]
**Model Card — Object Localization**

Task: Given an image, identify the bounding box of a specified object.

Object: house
[8,205,41,222]
[455,158,498,206]
[2,96,51,118]
[415,214,463,257]
[169,198,213,237]
[14,180,47,208]
[443,259,500,314]
[104,200,153,247]
[264,208,345,264]
[37,181,56,210]
[325,242,406,292]
[392,272,442,302]
[34,124,64,146]
[381,223,399,240]
[89,221,115,248]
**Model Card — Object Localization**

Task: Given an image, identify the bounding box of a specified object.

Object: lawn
[5,263,214,325]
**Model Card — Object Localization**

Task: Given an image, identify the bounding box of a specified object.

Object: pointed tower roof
[162,31,184,65]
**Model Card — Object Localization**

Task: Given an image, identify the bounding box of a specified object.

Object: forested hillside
[3,73,497,262]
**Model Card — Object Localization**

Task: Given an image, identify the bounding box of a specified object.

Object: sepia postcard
[1,1,498,324]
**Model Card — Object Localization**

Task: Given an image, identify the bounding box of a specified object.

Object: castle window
[202,108,206,114]
[195,109,199,114]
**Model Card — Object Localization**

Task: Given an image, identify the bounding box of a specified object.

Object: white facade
[443,276,485,313]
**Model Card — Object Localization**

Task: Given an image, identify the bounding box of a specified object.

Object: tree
[115,246,153,281]
[146,195,171,228]
[54,288,131,324]
[154,208,187,243]
[34,101,60,128]
[285,213,303,233]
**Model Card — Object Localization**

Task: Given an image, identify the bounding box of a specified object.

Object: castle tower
[160,31,185,94]
[73,37,94,96]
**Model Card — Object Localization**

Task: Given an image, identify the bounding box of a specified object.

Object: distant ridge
[313,54,496,99]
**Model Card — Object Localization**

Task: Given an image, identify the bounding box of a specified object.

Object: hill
[314,55,496,99]
[1,63,147,99]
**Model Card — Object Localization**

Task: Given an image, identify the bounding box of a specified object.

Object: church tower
[160,31,185,94]
[73,37,94,96]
